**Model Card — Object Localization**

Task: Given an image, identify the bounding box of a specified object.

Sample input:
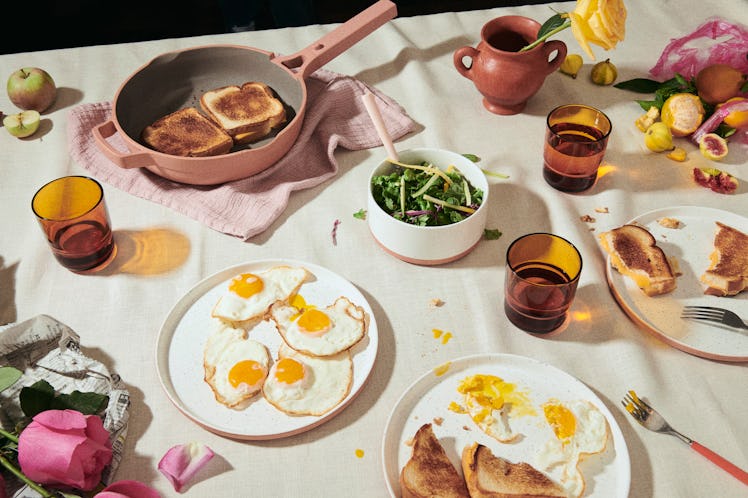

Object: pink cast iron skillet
[93,0,397,185]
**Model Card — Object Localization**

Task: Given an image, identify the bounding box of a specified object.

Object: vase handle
[542,40,567,75]
[453,46,479,80]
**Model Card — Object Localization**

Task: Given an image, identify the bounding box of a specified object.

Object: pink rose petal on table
[95,480,161,498]
[158,442,214,492]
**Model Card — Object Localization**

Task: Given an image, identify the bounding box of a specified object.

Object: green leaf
[462,153,481,162]
[537,13,565,39]
[51,391,109,415]
[352,209,367,220]
[20,380,55,418]
[614,78,662,93]
[483,228,502,240]
[0,366,22,392]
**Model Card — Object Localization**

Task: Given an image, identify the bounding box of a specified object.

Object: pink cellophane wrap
[649,17,748,80]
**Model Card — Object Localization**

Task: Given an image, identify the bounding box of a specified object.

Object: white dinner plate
[605,206,748,362]
[156,259,378,439]
[382,354,630,498]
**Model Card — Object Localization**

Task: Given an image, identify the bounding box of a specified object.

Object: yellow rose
[569,0,627,59]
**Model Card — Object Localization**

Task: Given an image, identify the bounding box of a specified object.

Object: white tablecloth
[1,1,746,497]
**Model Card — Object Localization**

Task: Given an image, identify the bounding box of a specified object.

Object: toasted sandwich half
[400,423,470,498]
[141,107,233,157]
[599,224,677,296]
[200,81,287,145]
[700,221,748,296]
[461,443,566,498]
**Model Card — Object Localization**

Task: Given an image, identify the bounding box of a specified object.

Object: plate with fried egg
[382,354,630,498]
[156,259,378,439]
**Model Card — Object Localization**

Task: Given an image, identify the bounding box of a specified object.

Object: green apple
[7,67,57,113]
[3,110,41,138]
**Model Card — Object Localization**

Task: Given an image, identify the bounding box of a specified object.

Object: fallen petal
[95,480,161,498]
[158,442,214,492]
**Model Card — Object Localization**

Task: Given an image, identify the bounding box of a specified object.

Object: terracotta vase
[454,15,567,115]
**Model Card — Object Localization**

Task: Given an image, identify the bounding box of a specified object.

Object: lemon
[644,122,673,152]
[590,59,617,85]
[560,54,583,79]
[719,97,748,129]
[660,93,705,137]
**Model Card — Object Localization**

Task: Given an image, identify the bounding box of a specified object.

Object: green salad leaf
[371,159,484,227]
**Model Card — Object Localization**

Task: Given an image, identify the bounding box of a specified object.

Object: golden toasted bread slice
[700,222,748,296]
[141,107,233,157]
[599,224,677,296]
[400,423,470,498]
[200,81,287,144]
[461,443,566,498]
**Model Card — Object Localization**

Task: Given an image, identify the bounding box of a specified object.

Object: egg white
[211,266,309,324]
[262,342,353,416]
[535,399,609,498]
[269,296,367,356]
[203,320,271,409]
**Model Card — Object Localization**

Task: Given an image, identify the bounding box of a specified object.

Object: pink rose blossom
[158,442,214,492]
[94,480,161,498]
[18,409,113,491]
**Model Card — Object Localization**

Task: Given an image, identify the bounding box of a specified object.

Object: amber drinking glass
[32,176,116,273]
[543,104,611,192]
[504,233,582,333]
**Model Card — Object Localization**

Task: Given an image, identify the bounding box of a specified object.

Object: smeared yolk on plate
[434,362,451,376]
[228,359,266,389]
[229,273,264,299]
[274,357,306,385]
[297,309,331,334]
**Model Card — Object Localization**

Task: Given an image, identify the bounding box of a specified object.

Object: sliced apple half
[3,110,41,138]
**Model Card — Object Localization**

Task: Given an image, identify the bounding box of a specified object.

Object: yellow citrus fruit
[719,97,748,128]
[660,93,705,137]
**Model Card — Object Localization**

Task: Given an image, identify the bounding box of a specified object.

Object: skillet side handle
[92,120,154,169]
[274,0,397,78]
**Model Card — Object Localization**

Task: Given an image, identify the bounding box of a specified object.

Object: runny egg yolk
[458,375,507,410]
[297,309,331,334]
[544,403,576,442]
[229,273,264,299]
[228,360,266,389]
[274,357,306,385]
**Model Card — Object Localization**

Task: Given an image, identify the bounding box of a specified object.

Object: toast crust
[200,81,287,143]
[399,423,470,498]
[461,443,566,498]
[701,222,748,296]
[599,224,677,296]
[141,107,233,157]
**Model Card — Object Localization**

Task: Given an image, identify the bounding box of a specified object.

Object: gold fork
[622,390,748,486]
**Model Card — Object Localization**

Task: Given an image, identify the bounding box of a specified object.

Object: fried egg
[456,374,535,442]
[269,296,366,356]
[535,399,609,498]
[262,342,353,416]
[211,266,309,324]
[203,321,271,409]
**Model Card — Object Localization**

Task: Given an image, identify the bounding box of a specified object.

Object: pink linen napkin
[67,69,415,240]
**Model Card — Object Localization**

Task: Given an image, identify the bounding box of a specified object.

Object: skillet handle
[92,120,155,169]
[273,0,397,79]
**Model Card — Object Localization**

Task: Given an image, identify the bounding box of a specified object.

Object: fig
[644,122,673,152]
[698,133,728,161]
[695,64,747,105]
[560,54,583,79]
[590,59,617,85]
[693,167,738,194]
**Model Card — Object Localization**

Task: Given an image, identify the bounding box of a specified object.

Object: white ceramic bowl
[367,148,489,265]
